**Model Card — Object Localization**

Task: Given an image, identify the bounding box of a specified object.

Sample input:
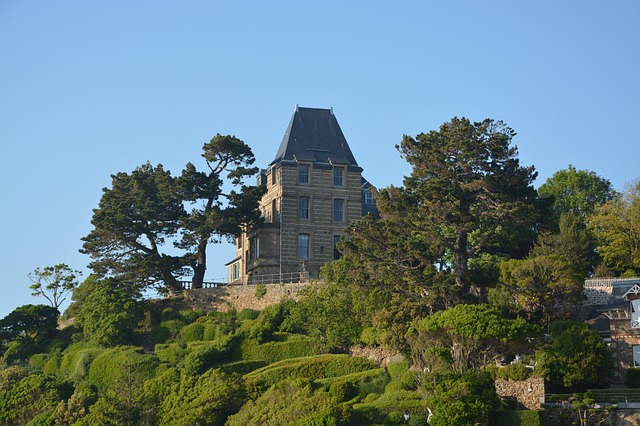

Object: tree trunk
[454,230,469,291]
[191,237,209,289]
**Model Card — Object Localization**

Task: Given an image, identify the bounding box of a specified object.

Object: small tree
[28,264,82,309]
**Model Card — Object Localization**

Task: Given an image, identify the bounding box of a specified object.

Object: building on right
[226,106,378,285]
[584,277,640,385]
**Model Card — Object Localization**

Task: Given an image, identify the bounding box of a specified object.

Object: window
[236,237,242,249]
[333,167,344,186]
[632,299,640,328]
[299,196,310,219]
[230,262,240,281]
[271,166,276,185]
[271,199,277,222]
[634,345,640,367]
[249,237,259,261]
[298,234,310,259]
[363,189,374,204]
[299,164,309,184]
[333,199,344,222]
[333,235,342,260]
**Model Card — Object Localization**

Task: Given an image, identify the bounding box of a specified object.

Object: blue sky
[1,1,638,317]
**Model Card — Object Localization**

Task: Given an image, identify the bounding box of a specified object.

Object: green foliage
[80,162,186,293]
[177,321,205,342]
[58,342,104,384]
[183,335,238,375]
[226,378,347,426]
[426,371,500,426]
[589,180,640,275]
[255,283,267,299]
[541,320,612,390]
[413,304,538,371]
[237,308,260,321]
[496,363,532,381]
[538,165,616,224]
[282,283,362,351]
[249,300,295,344]
[87,346,159,393]
[155,342,188,366]
[0,373,73,426]
[142,368,246,425]
[625,368,640,388]
[490,410,543,426]
[28,263,82,309]
[241,334,330,363]
[51,386,98,426]
[73,277,144,346]
[244,354,378,396]
[0,304,59,361]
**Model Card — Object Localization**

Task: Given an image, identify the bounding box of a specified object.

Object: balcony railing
[246,271,310,285]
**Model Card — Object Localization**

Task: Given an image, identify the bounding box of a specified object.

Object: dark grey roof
[272,106,361,170]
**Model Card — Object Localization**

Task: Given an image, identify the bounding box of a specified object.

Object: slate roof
[272,106,362,171]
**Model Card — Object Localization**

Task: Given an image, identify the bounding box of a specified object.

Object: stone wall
[494,377,545,410]
[181,282,310,312]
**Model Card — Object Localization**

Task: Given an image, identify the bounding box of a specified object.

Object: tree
[589,180,640,276]
[530,213,599,279]
[0,304,59,347]
[392,118,540,295]
[81,162,186,294]
[413,304,538,371]
[538,165,616,225]
[177,134,264,288]
[73,277,143,346]
[539,320,612,390]
[497,255,584,322]
[28,263,82,309]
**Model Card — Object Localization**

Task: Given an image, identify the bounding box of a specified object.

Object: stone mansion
[226,106,377,284]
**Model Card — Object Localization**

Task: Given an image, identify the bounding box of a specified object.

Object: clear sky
[1,1,638,317]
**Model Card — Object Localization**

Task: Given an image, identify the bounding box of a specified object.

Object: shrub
[237,308,260,321]
[179,309,204,323]
[58,343,103,384]
[255,284,267,299]
[150,325,171,345]
[241,334,329,363]
[87,346,159,393]
[161,319,187,339]
[177,322,205,343]
[626,368,640,388]
[385,410,404,424]
[497,362,532,381]
[183,335,237,375]
[155,342,188,366]
[161,308,182,322]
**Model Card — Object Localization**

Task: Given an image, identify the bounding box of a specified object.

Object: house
[584,277,640,384]
[226,106,377,284]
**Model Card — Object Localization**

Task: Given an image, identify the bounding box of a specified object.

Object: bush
[237,308,260,321]
[490,410,542,426]
[161,308,182,322]
[179,309,204,323]
[58,343,103,384]
[155,342,188,366]
[177,322,205,343]
[384,410,404,424]
[183,335,237,375]
[497,362,532,381]
[87,346,159,393]
[255,284,267,299]
[150,325,171,345]
[241,334,330,363]
[387,360,410,381]
[626,368,640,388]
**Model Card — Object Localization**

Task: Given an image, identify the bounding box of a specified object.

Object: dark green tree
[392,118,540,296]
[425,371,500,426]
[538,165,616,225]
[530,213,599,279]
[177,134,264,288]
[413,304,538,372]
[28,263,82,309]
[539,321,612,390]
[0,305,59,361]
[81,162,185,294]
[73,277,143,346]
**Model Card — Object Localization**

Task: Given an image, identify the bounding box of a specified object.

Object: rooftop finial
[295,104,299,112]
[330,107,333,115]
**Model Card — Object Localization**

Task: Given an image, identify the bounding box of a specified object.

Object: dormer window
[363,188,373,204]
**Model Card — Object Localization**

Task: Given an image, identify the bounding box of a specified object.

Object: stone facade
[181,282,309,312]
[494,377,545,410]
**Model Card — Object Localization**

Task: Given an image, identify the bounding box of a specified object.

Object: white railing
[179,278,228,290]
